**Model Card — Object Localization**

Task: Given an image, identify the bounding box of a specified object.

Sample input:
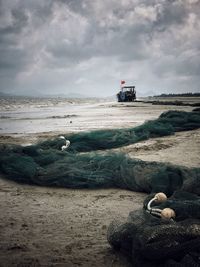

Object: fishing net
[107,191,200,266]
[1,110,200,192]
[1,143,200,194]
[33,110,200,152]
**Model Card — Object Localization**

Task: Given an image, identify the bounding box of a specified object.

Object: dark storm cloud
[0,8,28,35]
[0,0,200,95]
[153,1,188,31]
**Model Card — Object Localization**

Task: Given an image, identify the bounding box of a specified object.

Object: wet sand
[0,98,200,266]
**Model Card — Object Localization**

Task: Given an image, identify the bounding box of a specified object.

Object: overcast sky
[0,0,200,97]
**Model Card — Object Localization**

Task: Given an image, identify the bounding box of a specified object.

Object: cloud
[0,0,200,95]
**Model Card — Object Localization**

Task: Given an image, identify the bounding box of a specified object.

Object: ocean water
[1,97,142,135]
[0,97,151,135]
[0,97,105,134]
[0,96,198,135]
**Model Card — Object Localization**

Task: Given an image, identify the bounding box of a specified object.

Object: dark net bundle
[67,110,200,152]
[0,110,200,192]
[1,142,200,195]
[0,144,124,187]
[34,110,200,153]
[107,191,200,267]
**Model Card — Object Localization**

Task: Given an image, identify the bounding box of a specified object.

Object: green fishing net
[35,110,200,152]
[0,110,200,193]
[108,191,200,266]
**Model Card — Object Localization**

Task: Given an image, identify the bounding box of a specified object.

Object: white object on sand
[59,136,70,151]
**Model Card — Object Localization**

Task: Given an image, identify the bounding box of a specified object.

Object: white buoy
[61,140,70,151]
[59,136,70,151]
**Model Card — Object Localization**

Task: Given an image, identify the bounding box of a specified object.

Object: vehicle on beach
[117,85,136,102]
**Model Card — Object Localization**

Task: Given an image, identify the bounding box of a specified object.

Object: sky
[0,0,200,97]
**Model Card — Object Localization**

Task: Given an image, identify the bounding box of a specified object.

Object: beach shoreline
[0,97,200,266]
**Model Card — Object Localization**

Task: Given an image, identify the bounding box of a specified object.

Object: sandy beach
[0,97,200,266]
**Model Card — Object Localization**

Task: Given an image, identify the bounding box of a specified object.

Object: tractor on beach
[117,85,136,102]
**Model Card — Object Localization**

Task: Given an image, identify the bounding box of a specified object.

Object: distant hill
[137,90,156,97]
[0,91,91,99]
[154,93,200,97]
[0,89,119,100]
[64,92,89,98]
[0,92,11,97]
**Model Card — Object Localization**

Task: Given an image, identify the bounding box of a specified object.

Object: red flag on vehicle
[121,80,125,85]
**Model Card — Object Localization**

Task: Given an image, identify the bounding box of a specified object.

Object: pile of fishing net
[1,110,200,191]
[108,191,200,266]
[1,144,200,194]
[30,110,200,152]
[0,110,200,266]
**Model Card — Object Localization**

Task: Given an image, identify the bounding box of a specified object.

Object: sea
[1,96,199,136]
